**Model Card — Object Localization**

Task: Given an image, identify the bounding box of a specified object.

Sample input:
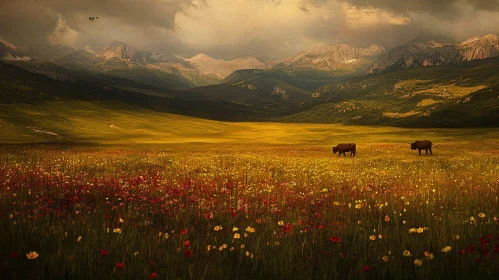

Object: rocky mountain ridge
[275,44,386,72]
[367,34,499,73]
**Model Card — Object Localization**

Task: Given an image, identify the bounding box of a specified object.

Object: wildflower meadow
[0,142,498,279]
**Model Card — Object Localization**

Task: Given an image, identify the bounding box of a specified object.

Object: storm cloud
[0,0,498,61]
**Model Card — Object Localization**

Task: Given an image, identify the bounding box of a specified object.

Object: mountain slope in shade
[54,42,219,87]
[367,34,499,73]
[52,49,194,89]
[275,44,386,73]
[101,41,189,66]
[0,40,31,62]
[187,53,266,79]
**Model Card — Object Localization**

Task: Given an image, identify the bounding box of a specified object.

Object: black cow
[332,143,356,157]
[411,140,437,156]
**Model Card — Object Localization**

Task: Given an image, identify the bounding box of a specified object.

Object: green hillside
[2,55,499,128]
[223,68,346,91]
[0,61,269,122]
[278,58,499,127]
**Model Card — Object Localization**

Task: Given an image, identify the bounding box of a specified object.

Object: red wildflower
[466,245,474,255]
[185,248,193,258]
[479,237,490,246]
[181,228,188,235]
[362,266,371,272]
[282,224,292,233]
[459,249,465,255]
[9,251,19,258]
[183,240,191,247]
[115,262,125,270]
[149,272,157,279]
[329,236,341,243]
[480,248,490,257]
[100,249,110,256]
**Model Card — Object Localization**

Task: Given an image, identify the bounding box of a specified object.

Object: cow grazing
[332,143,356,157]
[410,140,437,156]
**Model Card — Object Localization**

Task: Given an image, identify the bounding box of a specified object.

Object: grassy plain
[0,102,498,279]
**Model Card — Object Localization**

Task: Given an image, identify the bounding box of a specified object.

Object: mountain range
[367,34,499,73]
[1,33,499,130]
[276,44,386,73]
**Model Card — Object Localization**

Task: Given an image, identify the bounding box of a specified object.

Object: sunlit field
[1,139,498,279]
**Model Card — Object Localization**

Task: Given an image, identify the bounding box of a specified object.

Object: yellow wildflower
[214,225,223,231]
[378,234,383,239]
[417,227,424,233]
[241,244,245,249]
[246,251,250,256]
[113,228,122,233]
[441,246,451,253]
[414,259,423,266]
[164,233,169,239]
[382,256,389,262]
[355,204,362,209]
[133,251,139,256]
[478,213,485,218]
[232,227,239,232]
[207,245,211,251]
[403,250,411,257]
[278,221,284,226]
[384,215,390,222]
[119,218,124,223]
[26,251,39,260]
[369,235,376,241]
[234,233,241,239]
[230,247,234,252]
[77,236,82,242]
[246,226,255,233]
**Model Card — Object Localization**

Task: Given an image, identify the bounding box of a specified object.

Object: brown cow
[411,140,437,156]
[332,143,356,157]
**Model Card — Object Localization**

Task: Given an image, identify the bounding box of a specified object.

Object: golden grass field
[1,101,498,279]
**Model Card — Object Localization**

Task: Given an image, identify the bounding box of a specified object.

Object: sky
[0,0,498,61]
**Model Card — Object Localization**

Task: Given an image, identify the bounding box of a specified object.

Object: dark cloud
[0,0,194,55]
[299,6,310,13]
[337,0,499,14]
[0,0,498,61]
